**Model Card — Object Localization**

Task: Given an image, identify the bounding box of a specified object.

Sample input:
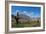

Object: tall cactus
[15,12,19,24]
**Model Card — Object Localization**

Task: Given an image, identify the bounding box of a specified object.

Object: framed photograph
[5,1,45,33]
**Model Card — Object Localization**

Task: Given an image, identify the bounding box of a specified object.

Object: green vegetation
[11,20,40,28]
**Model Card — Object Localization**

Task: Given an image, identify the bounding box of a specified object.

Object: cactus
[15,12,19,24]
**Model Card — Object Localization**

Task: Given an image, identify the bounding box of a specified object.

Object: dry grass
[11,20,40,28]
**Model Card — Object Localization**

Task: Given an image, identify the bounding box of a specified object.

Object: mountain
[31,17,40,21]
[11,14,40,21]
[19,14,31,20]
[12,14,31,19]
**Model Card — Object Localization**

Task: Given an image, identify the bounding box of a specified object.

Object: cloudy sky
[11,6,41,18]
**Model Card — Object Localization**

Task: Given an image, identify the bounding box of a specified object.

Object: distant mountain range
[19,14,31,20]
[11,14,40,21]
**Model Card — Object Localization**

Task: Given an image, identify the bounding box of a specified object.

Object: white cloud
[23,11,27,13]
[19,11,35,17]
[12,10,20,16]
[12,10,40,18]
[12,10,34,17]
